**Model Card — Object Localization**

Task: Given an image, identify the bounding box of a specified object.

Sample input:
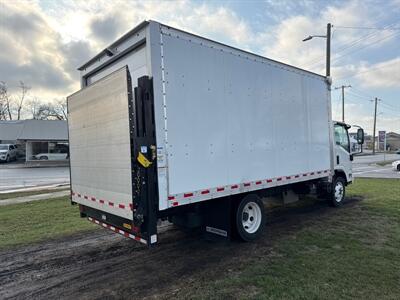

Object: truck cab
[331,121,364,205]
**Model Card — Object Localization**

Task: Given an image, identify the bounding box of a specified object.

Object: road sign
[378,131,386,151]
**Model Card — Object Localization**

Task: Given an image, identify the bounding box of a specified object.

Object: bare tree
[0,81,12,120]
[27,97,42,119]
[16,81,31,120]
[55,98,67,120]
[35,100,67,120]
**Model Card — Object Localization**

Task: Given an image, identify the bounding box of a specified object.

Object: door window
[334,124,350,152]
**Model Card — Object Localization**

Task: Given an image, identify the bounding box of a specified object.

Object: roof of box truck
[78,20,325,80]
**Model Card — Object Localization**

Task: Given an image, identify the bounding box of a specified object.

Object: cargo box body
[68,21,333,245]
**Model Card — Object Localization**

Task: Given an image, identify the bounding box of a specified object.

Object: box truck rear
[67,20,363,246]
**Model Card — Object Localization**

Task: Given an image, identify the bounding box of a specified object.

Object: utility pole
[326,23,331,78]
[302,23,332,79]
[334,85,351,122]
[371,97,381,155]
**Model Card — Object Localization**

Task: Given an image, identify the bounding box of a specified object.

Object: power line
[335,26,400,30]
[305,21,400,69]
[350,87,374,99]
[331,30,400,66]
[335,62,397,80]
[334,21,399,54]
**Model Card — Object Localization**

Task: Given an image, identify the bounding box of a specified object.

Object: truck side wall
[150,24,331,211]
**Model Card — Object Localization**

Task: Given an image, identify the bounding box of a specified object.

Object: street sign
[378,131,386,151]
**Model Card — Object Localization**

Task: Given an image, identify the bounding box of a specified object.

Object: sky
[0,0,399,134]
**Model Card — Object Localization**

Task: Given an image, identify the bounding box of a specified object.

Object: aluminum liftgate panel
[68,66,158,245]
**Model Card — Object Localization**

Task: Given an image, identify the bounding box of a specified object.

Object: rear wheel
[330,176,346,207]
[235,194,265,241]
[39,156,48,160]
[397,164,400,171]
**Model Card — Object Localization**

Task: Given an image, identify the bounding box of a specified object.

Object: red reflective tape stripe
[303,174,308,176]
[231,184,238,189]
[168,196,175,200]
[244,183,251,187]
[119,204,125,209]
[71,192,75,196]
[267,179,273,183]
[108,202,114,207]
[256,181,262,185]
[77,193,81,197]
[91,197,96,201]
[184,193,193,198]
[310,172,315,175]
[129,203,134,210]
[277,177,282,181]
[295,175,300,178]
[84,195,88,199]
[217,187,224,192]
[99,199,105,204]
[172,202,179,206]
[317,171,322,174]
[134,236,141,241]
[201,190,210,194]
[286,176,291,179]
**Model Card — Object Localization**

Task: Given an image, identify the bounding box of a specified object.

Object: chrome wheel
[242,201,262,234]
[334,181,344,202]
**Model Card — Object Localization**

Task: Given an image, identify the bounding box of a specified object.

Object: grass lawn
[178,178,400,299]
[0,196,96,249]
[0,188,70,200]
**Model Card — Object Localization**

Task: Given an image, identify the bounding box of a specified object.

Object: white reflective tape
[150,234,157,244]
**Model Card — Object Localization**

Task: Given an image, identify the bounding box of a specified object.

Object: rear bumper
[78,204,157,246]
[87,217,147,244]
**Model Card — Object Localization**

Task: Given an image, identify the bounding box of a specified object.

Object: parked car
[392,160,400,171]
[396,149,400,154]
[34,149,68,160]
[0,144,18,162]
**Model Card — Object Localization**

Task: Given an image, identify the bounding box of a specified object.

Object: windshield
[0,145,8,150]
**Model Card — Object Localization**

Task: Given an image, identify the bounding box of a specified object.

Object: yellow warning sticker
[137,152,152,168]
[123,223,132,230]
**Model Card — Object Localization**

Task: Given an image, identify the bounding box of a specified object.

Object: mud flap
[202,197,233,242]
[131,76,158,246]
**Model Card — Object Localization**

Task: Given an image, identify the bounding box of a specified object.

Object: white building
[0,120,68,161]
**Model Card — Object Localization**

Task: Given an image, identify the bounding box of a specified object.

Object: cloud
[332,102,400,134]
[90,14,124,44]
[356,58,400,88]
[0,2,72,93]
[61,40,94,82]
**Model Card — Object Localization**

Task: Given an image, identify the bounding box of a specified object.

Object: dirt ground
[0,199,360,300]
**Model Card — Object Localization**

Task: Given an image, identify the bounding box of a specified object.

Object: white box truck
[67,20,364,246]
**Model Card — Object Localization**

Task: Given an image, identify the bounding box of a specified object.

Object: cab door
[334,124,352,182]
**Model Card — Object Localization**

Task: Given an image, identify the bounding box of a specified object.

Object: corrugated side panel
[154,25,331,209]
[68,67,133,220]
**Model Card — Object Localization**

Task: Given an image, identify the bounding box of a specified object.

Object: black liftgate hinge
[129,75,158,245]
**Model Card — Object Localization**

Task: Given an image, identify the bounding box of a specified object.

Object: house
[0,120,68,161]
[386,132,400,151]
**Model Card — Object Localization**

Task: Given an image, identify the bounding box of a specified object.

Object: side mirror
[356,128,364,144]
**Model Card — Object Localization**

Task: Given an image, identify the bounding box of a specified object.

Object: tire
[397,164,400,171]
[6,155,10,163]
[329,176,346,207]
[39,156,48,160]
[235,194,265,241]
